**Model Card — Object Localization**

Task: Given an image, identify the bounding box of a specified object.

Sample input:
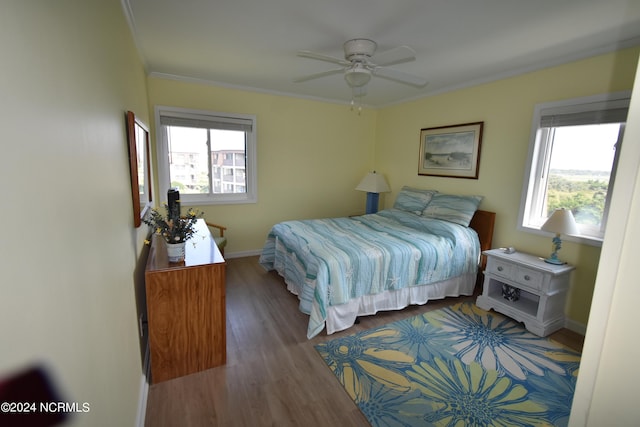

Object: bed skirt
[282,272,477,337]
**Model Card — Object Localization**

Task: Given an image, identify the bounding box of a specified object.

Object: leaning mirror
[126,111,152,227]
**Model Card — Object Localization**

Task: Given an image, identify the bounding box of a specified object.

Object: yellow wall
[375,47,640,327]
[146,77,377,254]
[0,1,149,425]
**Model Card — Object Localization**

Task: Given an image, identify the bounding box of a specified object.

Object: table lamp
[541,208,579,265]
[355,171,390,214]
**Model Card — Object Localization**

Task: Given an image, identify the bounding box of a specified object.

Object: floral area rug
[314,302,581,426]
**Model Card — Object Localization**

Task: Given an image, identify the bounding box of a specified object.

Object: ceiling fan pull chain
[349,97,363,115]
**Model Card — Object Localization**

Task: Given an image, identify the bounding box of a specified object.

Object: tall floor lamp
[355,171,390,214]
[541,208,579,264]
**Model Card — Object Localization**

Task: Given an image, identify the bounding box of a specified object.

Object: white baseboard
[564,317,587,336]
[135,343,150,427]
[224,249,262,259]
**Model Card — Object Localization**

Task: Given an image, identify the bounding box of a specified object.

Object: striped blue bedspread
[259,209,480,338]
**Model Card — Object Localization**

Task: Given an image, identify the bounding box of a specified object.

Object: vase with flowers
[143,204,202,262]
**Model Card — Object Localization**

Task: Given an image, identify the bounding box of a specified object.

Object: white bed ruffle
[283,271,476,336]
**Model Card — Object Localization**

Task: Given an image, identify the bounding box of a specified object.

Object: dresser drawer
[513,266,543,290]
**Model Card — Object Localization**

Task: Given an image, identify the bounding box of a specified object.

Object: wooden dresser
[145,219,226,383]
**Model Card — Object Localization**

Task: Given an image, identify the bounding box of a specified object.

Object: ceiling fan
[294,39,428,98]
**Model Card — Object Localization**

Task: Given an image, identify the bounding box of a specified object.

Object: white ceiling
[123,0,640,107]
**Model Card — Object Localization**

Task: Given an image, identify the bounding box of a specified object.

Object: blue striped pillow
[421,194,483,226]
[393,186,437,215]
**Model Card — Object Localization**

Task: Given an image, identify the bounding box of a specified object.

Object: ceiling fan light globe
[344,68,371,87]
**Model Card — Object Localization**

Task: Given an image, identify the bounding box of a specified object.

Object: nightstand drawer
[486,257,543,290]
[486,258,513,278]
[513,266,543,290]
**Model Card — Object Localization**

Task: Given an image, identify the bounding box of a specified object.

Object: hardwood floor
[144,256,584,427]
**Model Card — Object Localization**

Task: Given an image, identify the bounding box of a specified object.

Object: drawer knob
[524,275,530,281]
[497,266,504,272]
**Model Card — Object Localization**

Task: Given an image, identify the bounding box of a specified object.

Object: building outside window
[155,106,257,205]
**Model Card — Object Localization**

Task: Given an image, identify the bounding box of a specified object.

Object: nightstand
[476,248,574,336]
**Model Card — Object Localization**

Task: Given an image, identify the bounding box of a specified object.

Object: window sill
[179,195,257,206]
[518,224,603,248]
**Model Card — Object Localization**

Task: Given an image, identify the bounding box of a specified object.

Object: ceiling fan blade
[373,46,416,67]
[373,67,428,88]
[297,50,350,66]
[293,68,344,83]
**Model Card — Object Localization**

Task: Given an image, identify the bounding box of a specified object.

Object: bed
[259,187,495,339]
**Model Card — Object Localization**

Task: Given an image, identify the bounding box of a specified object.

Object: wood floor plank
[144,256,583,426]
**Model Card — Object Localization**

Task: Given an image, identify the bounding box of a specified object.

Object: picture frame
[126,111,152,227]
[418,122,484,179]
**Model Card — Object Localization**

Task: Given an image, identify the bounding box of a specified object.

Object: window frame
[517,91,630,247]
[155,105,257,206]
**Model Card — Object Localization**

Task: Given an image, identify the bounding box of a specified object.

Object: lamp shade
[355,172,390,193]
[541,208,579,235]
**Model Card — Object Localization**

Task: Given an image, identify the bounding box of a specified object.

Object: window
[155,106,257,205]
[518,92,630,244]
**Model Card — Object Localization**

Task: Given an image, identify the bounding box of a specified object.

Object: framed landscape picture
[418,122,484,179]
